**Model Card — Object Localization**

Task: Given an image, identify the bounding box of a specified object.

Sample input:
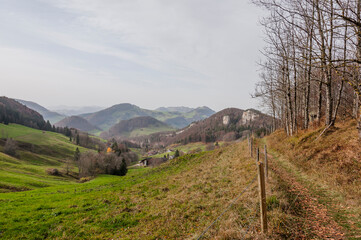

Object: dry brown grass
[265,119,361,238]
[267,120,361,199]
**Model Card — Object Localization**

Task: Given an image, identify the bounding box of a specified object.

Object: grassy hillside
[0,124,85,154]
[0,124,88,192]
[1,120,359,239]
[0,141,291,239]
[149,142,224,159]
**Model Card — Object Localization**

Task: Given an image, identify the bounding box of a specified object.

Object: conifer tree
[74,147,80,161]
[174,149,180,158]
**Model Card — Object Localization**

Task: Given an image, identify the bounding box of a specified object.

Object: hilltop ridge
[54,116,100,132]
[101,116,174,139]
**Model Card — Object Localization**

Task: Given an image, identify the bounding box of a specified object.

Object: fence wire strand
[196,174,258,240]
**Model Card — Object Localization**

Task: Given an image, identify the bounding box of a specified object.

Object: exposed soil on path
[270,159,346,239]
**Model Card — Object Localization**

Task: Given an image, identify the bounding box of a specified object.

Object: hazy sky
[0,0,265,111]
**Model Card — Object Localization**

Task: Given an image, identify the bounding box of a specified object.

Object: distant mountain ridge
[5,99,216,133]
[54,116,100,132]
[155,106,194,113]
[80,104,215,130]
[101,116,174,139]
[81,103,154,131]
[15,99,64,124]
[50,105,105,116]
[162,106,215,129]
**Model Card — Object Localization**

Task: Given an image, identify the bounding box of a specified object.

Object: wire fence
[196,136,269,240]
[196,175,258,240]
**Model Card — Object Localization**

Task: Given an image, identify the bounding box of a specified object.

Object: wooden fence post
[257,161,267,234]
[264,145,268,179]
[250,139,253,158]
[256,147,259,163]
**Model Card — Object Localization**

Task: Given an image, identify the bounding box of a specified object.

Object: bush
[79,177,91,183]
[46,168,60,176]
[4,138,17,157]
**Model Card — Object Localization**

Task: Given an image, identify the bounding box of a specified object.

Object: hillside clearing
[0,124,89,192]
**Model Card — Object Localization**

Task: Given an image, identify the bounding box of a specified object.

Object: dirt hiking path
[269,158,346,240]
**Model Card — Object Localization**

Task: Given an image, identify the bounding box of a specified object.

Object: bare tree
[254,0,360,138]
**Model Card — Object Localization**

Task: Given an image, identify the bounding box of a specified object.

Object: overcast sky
[0,0,265,111]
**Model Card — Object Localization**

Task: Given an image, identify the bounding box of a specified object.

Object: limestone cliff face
[241,110,259,125]
[223,115,230,125]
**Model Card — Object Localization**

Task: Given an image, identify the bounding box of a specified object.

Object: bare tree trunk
[357,0,361,139]
[317,77,323,122]
[316,0,325,123]
[292,31,298,133]
[331,8,347,125]
[325,0,334,126]
[354,92,359,119]
[304,5,314,129]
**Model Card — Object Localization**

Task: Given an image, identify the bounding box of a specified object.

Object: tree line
[254,0,361,138]
[0,101,75,137]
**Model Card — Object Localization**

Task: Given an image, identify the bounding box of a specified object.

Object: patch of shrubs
[46,168,60,176]
[79,177,91,183]
[78,151,137,178]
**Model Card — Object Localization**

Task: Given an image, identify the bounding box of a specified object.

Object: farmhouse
[139,157,168,167]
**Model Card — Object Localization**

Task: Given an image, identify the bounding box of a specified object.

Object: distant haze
[50,105,105,116]
[0,0,265,111]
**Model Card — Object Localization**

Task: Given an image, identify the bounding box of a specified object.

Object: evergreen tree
[118,159,128,176]
[111,141,120,155]
[76,134,80,145]
[74,147,80,161]
[174,149,180,158]
[45,120,52,131]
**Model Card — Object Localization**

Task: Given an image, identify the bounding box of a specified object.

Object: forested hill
[0,97,49,130]
[54,116,100,132]
[15,99,64,124]
[170,108,273,144]
[101,116,174,139]
[131,108,274,146]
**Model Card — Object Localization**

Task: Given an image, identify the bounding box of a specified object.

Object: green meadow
[0,125,263,239]
[0,124,89,192]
